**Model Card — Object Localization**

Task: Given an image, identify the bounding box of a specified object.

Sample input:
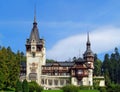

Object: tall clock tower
[26,14,46,85]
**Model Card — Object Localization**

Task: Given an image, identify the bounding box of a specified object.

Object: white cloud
[47,26,120,61]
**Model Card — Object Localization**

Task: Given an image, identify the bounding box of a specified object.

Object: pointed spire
[87,32,90,46]
[34,5,36,23]
[33,5,37,26]
[28,5,40,43]
[83,32,94,58]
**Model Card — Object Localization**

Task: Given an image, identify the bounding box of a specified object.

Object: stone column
[58,79,60,87]
[52,78,54,87]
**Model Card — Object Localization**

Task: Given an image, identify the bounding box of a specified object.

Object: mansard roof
[43,58,86,67]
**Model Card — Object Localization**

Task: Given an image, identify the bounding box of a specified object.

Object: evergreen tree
[0,46,22,89]
[94,54,102,76]
[15,80,23,92]
[102,54,111,85]
[22,79,29,92]
[102,47,120,84]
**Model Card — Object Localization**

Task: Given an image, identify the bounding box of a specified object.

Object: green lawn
[42,90,99,92]
[1,89,100,92]
[42,90,63,92]
[79,90,99,92]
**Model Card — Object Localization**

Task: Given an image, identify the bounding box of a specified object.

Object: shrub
[79,86,93,90]
[107,84,120,92]
[36,86,43,92]
[62,85,79,92]
[99,87,106,92]
[28,81,43,92]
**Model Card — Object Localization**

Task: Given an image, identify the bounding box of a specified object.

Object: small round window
[32,46,35,50]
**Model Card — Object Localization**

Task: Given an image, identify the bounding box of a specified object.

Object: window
[41,79,44,84]
[55,73,58,76]
[48,80,52,86]
[66,80,69,85]
[31,46,36,51]
[60,80,64,85]
[54,80,58,85]
[45,79,47,84]
[54,70,58,76]
[63,67,67,69]
[32,52,35,58]
[29,73,37,81]
[78,70,83,74]
[32,46,35,49]
[78,80,83,85]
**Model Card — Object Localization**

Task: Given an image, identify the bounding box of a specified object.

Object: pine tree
[22,79,29,92]
[0,46,21,88]
[94,54,102,76]
[15,80,23,92]
[102,54,111,85]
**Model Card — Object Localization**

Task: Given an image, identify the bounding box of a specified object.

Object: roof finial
[34,5,37,23]
[86,32,90,48]
[87,32,90,43]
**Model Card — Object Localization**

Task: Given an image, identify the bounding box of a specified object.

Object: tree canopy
[0,46,25,90]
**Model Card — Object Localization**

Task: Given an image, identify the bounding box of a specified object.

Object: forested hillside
[102,47,120,85]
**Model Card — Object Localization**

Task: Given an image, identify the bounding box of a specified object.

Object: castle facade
[20,15,95,90]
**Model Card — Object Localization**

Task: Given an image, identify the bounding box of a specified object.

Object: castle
[20,14,104,89]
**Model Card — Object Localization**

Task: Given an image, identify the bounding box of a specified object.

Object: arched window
[54,80,58,85]
[41,79,44,84]
[60,80,64,85]
[48,79,52,86]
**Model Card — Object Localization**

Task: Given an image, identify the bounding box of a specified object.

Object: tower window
[32,46,35,50]
[32,52,35,58]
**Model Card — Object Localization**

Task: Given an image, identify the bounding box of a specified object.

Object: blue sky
[0,0,120,61]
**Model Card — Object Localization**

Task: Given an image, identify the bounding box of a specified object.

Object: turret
[83,33,94,86]
[83,32,94,66]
